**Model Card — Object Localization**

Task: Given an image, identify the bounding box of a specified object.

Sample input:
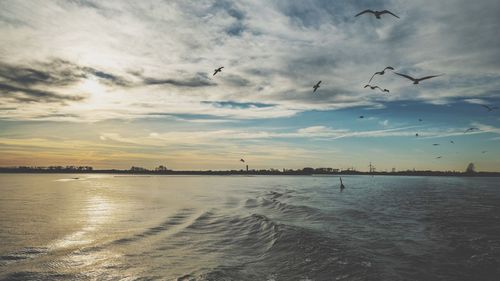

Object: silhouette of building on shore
[1,164,499,177]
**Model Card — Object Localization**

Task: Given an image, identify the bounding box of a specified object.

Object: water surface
[1,174,499,280]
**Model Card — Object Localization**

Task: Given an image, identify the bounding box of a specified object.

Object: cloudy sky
[1,0,499,171]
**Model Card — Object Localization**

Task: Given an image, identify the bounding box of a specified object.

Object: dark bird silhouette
[436,156,442,159]
[464,127,479,133]
[213,67,224,76]
[369,66,395,83]
[415,133,419,137]
[433,143,440,146]
[359,115,365,119]
[481,105,498,112]
[364,84,381,90]
[364,85,389,93]
[355,10,399,19]
[340,177,345,192]
[450,140,455,144]
[240,158,245,163]
[313,81,321,93]
[418,118,423,122]
[394,72,443,84]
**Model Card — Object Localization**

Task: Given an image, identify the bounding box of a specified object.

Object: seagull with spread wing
[313,81,321,93]
[394,72,443,84]
[355,10,399,19]
[481,105,498,112]
[464,127,479,133]
[240,158,245,163]
[364,84,380,90]
[364,85,390,93]
[369,66,395,83]
[213,67,224,76]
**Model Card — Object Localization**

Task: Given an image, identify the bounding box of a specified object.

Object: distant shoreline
[1,168,499,177]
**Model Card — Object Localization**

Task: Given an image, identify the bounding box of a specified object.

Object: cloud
[211,0,247,36]
[201,100,275,109]
[67,0,100,9]
[0,82,86,103]
[96,125,429,148]
[1,0,500,122]
[380,119,389,126]
[463,99,488,105]
[141,72,216,87]
[0,60,130,88]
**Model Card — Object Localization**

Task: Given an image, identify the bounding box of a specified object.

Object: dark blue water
[0,174,499,280]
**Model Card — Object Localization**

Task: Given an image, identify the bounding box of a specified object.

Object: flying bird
[213,67,224,76]
[433,143,440,146]
[359,115,365,119]
[313,81,321,93]
[415,133,419,137]
[355,10,399,19]
[240,159,245,163]
[394,73,443,84]
[418,118,423,122]
[339,177,345,192]
[382,88,390,93]
[464,127,479,133]
[368,66,395,83]
[481,105,498,112]
[364,84,380,90]
[436,156,442,159]
[450,140,455,144]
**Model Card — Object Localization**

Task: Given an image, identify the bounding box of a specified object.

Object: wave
[244,190,327,221]
[0,247,48,266]
[110,208,197,246]
[194,223,376,281]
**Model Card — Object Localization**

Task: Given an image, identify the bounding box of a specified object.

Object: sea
[0,174,499,281]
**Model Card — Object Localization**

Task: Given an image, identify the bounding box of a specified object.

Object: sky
[1,0,499,171]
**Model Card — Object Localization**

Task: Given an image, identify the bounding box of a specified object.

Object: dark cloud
[67,0,100,9]
[225,22,246,36]
[0,59,131,88]
[141,72,216,87]
[0,83,86,103]
[80,67,130,86]
[210,0,247,36]
[221,74,251,87]
[0,66,52,86]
